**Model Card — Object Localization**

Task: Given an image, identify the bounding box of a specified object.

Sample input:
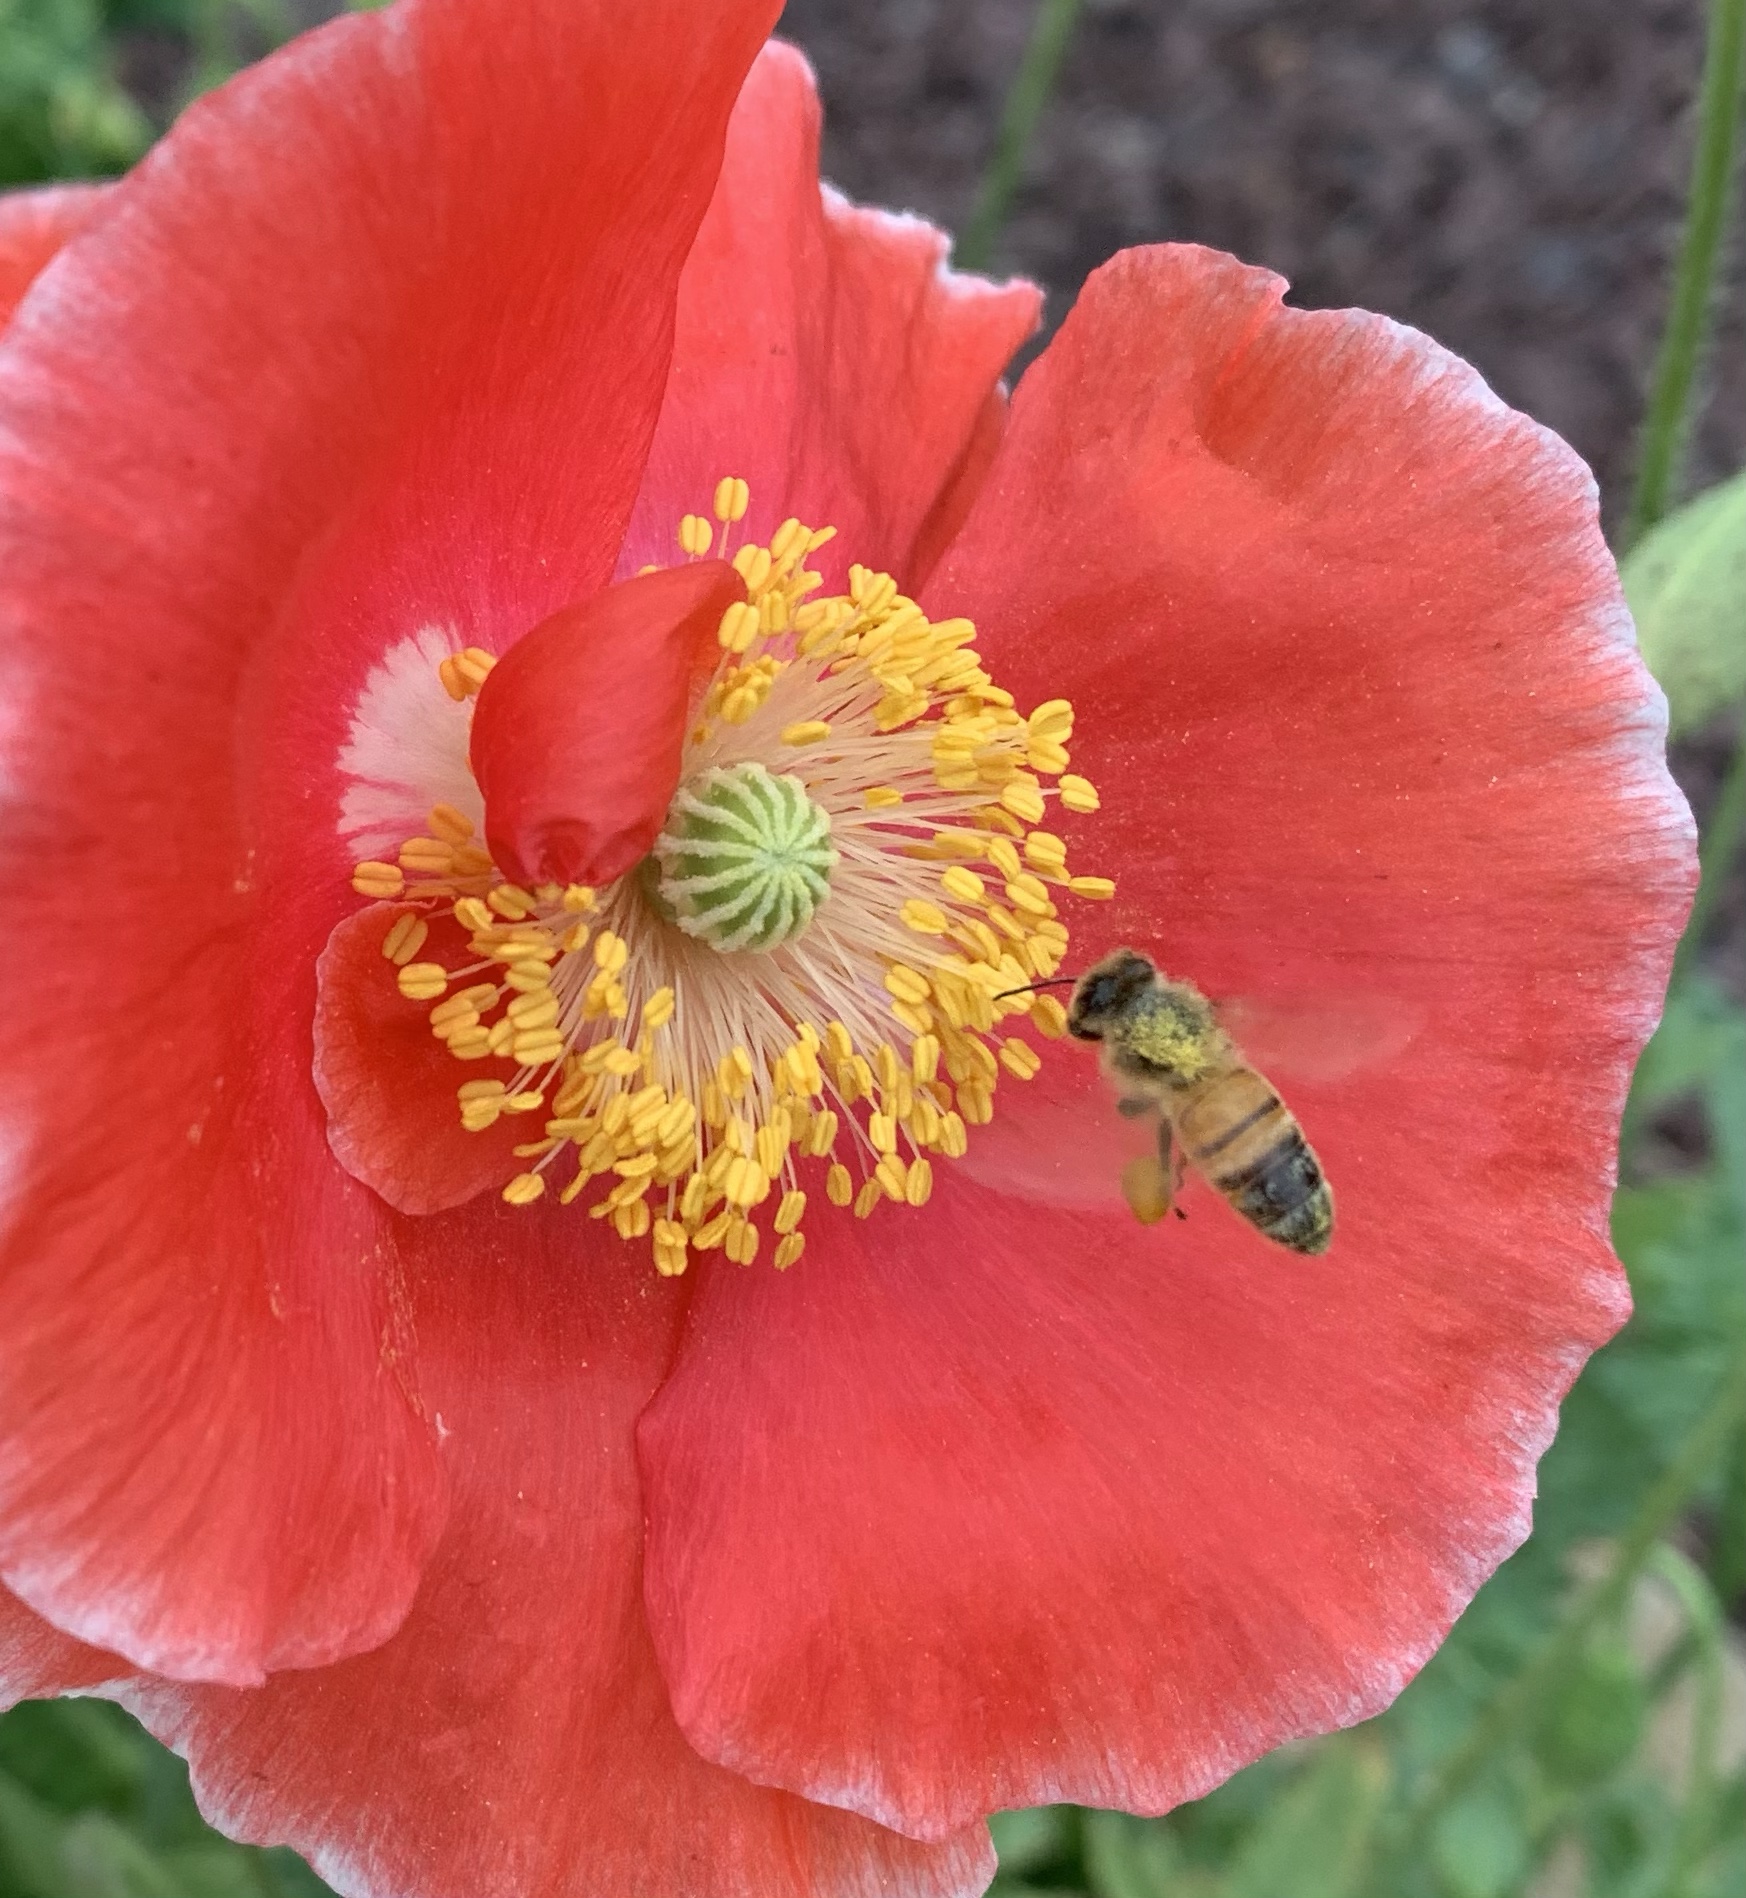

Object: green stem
[1622,0,1746,550]
[1646,1545,1725,1898]
[1394,1336,1746,1853]
[956,0,1085,272]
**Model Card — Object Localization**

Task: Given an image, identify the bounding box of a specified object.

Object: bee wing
[956,1062,1159,1213]
[1214,989,1423,1084]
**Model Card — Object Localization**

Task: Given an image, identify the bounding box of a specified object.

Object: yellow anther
[561,884,594,912]
[613,1152,660,1181]
[1005,874,1054,918]
[613,1199,652,1241]
[911,1034,941,1083]
[502,959,554,993]
[941,865,987,905]
[868,1112,897,1156]
[1024,832,1068,872]
[774,1232,805,1270]
[590,929,627,974]
[731,543,772,591]
[1000,779,1046,824]
[1069,875,1116,900]
[693,1209,734,1250]
[505,991,558,1028]
[826,1162,853,1207]
[780,719,831,747]
[453,896,493,933]
[938,1112,969,1158]
[884,965,932,1007]
[754,1124,787,1174]
[1028,698,1073,738]
[679,513,713,557]
[427,803,475,844]
[398,837,454,874]
[804,1109,839,1157]
[1059,774,1100,813]
[875,1153,908,1200]
[718,601,760,653]
[502,1172,546,1206]
[726,1218,759,1265]
[1030,995,1070,1038]
[865,785,904,809]
[641,987,676,1031]
[723,1155,771,1209]
[900,898,950,935]
[397,962,449,1001]
[772,1189,807,1235]
[713,475,750,523]
[487,885,535,919]
[999,1040,1042,1080]
[853,1178,883,1219]
[381,913,429,965]
[352,861,406,899]
[986,837,1023,881]
[904,1158,934,1207]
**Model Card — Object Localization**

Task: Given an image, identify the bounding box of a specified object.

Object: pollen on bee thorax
[347,475,1113,1277]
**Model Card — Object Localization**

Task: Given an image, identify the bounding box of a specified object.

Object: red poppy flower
[0,2,1695,1896]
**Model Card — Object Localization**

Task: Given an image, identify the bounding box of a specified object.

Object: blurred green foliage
[2,6,1745,1898]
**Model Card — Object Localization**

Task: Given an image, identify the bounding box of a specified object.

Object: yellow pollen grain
[780,719,831,747]
[865,785,903,809]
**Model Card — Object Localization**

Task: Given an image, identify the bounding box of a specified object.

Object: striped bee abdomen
[1175,1066,1334,1255]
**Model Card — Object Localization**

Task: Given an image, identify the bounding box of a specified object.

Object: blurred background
[0,3,1742,1896]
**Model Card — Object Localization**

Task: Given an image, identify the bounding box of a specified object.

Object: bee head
[1066,950,1157,1041]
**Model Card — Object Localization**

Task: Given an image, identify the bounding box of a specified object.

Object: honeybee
[1058,948,1334,1255]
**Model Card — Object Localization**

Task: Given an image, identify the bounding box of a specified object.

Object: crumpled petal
[618,41,1039,588]
[636,244,1694,1839]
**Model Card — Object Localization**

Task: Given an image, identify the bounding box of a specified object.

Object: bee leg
[1159,1121,1189,1220]
[1115,1095,1153,1119]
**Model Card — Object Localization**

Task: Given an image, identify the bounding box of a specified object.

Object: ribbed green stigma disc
[653,762,837,954]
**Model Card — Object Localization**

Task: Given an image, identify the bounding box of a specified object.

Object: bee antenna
[992,976,1079,1001]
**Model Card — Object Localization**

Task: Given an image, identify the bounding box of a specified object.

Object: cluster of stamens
[349,477,1111,1275]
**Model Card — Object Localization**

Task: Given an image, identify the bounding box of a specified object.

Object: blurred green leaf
[993,1807,1076,1880]
[1082,1810,1186,1898]
[1429,1779,1529,1898]
[1220,1741,1388,1898]
[1531,1634,1647,1787]
[1623,471,1746,736]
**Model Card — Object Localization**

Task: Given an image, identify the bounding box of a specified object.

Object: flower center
[348,477,1112,1275]
[652,762,837,952]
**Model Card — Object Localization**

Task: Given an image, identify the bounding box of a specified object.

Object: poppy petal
[0,184,109,327]
[618,40,1040,587]
[636,246,1691,1836]
[0,0,780,1682]
[123,1225,993,1898]
[0,1585,128,1702]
